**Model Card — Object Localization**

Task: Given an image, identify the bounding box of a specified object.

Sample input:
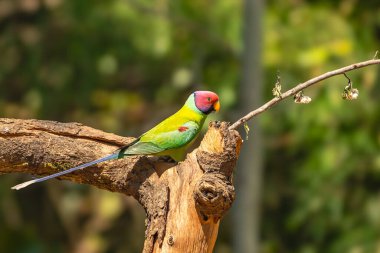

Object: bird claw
[157,156,177,164]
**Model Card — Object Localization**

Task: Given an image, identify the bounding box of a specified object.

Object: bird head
[189,91,220,114]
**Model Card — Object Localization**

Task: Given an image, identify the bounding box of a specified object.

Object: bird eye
[207,97,211,101]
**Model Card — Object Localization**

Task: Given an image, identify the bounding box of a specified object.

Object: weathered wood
[0,118,241,253]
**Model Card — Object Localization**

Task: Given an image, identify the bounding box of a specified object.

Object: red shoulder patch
[178,126,189,132]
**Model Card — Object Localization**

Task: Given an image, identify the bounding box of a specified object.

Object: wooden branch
[229,58,380,130]
[0,118,242,253]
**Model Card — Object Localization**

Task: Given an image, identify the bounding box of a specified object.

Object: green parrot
[12,91,220,190]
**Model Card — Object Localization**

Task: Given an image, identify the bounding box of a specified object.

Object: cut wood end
[198,121,230,154]
[199,125,224,154]
[201,121,242,157]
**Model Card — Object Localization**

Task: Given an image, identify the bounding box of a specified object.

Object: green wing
[123,121,200,156]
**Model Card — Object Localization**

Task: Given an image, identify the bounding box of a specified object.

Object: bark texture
[0,118,241,253]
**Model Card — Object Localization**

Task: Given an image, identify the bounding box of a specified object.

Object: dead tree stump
[0,118,242,253]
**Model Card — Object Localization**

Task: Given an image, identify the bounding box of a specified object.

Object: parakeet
[12,91,220,190]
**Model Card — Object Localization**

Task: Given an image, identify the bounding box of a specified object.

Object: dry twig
[229,59,380,130]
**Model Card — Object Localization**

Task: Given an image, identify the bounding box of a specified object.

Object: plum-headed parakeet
[12,91,220,190]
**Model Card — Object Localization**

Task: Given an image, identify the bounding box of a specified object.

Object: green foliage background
[0,0,379,252]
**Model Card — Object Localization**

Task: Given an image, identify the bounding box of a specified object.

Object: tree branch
[0,118,241,253]
[229,58,380,130]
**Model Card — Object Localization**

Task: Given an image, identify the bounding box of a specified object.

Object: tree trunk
[0,118,241,253]
[233,0,264,252]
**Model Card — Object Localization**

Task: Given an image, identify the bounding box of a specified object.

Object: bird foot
[157,156,177,164]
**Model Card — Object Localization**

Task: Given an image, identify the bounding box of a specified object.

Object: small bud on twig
[294,91,312,104]
[342,73,359,100]
[243,122,250,141]
[272,72,282,98]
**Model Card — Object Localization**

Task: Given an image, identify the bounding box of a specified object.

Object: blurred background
[0,0,380,252]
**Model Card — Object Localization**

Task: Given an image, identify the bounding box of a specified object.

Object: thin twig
[229,59,380,130]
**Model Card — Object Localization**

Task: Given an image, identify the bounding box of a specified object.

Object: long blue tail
[11,153,119,190]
